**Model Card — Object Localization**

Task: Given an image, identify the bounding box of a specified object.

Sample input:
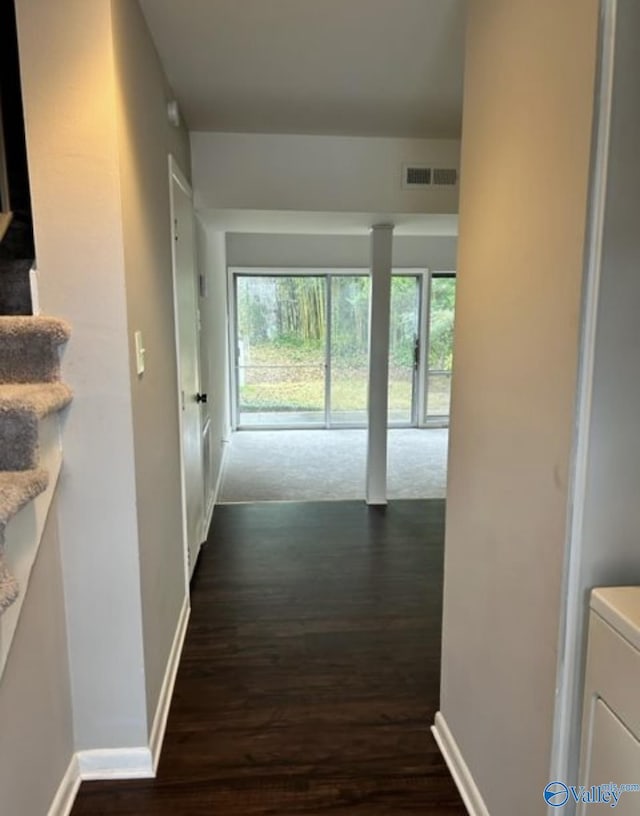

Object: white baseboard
[214,439,230,503]
[203,493,216,541]
[149,592,190,772]
[77,747,154,780]
[47,748,153,814]
[47,755,81,816]
[30,266,41,315]
[204,437,230,534]
[432,711,491,816]
[204,492,215,539]
[48,595,189,812]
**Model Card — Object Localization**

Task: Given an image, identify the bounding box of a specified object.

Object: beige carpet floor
[218,428,448,503]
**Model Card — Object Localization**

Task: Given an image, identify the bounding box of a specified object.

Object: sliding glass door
[235,275,327,426]
[424,274,456,424]
[388,275,420,425]
[232,270,456,429]
[235,273,373,428]
[330,275,370,425]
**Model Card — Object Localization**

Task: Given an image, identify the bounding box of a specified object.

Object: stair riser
[0,410,38,470]
[0,338,62,383]
[0,266,32,316]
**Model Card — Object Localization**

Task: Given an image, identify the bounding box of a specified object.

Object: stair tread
[0,315,71,383]
[0,381,72,417]
[0,468,48,526]
[0,315,70,343]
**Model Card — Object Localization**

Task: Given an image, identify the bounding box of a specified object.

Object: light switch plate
[134,330,146,375]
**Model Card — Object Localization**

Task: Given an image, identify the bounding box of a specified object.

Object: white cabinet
[579,588,640,815]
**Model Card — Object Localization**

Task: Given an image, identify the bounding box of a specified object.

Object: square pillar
[366,224,394,505]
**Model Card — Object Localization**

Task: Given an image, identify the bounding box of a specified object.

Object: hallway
[71,501,465,815]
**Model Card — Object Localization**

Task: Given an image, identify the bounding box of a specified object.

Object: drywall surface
[15,0,147,749]
[562,0,640,776]
[226,233,457,270]
[439,1,599,814]
[110,0,190,732]
[191,132,460,213]
[196,221,230,518]
[0,501,74,815]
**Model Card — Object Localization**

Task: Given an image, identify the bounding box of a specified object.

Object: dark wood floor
[71,500,465,815]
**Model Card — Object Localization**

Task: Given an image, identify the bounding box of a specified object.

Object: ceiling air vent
[432,168,458,186]
[403,164,431,188]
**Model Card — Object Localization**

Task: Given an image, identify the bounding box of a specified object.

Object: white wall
[196,221,230,518]
[17,0,196,760]
[226,233,457,270]
[110,0,190,731]
[15,0,148,751]
[439,1,599,814]
[0,502,74,815]
[556,0,640,783]
[191,132,460,214]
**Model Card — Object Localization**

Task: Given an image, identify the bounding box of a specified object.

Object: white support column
[366,224,394,505]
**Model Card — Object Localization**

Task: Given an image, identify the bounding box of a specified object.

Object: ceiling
[139,0,467,139]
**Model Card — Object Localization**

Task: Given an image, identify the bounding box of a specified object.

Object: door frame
[548,0,617,794]
[168,154,204,589]
[228,267,430,431]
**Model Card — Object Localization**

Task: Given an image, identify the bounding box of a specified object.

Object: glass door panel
[425,275,456,423]
[388,276,420,425]
[236,275,327,426]
[329,275,370,425]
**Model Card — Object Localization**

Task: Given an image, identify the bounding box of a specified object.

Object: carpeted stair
[0,316,71,612]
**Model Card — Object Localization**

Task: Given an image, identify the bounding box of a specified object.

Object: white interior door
[170,157,204,579]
